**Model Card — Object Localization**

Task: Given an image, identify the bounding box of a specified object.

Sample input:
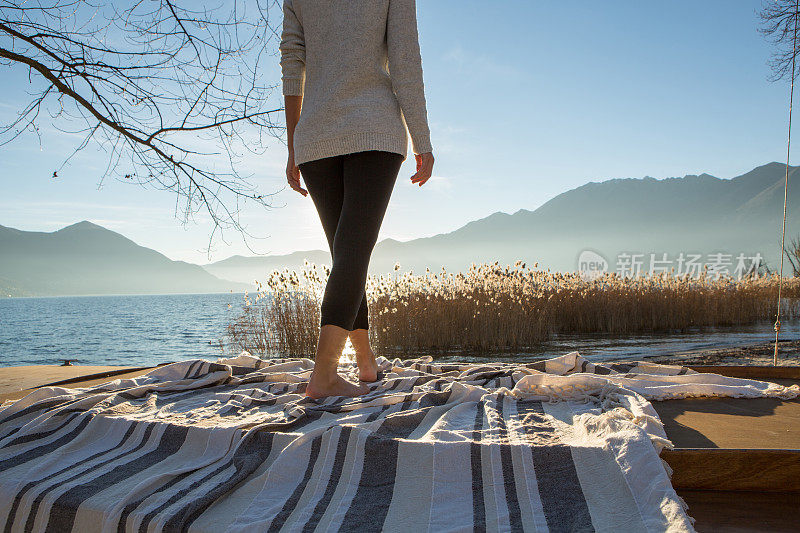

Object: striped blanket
[1,351,794,532]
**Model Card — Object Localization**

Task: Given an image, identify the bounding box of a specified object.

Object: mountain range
[0,221,249,297]
[205,162,797,283]
[1,162,797,296]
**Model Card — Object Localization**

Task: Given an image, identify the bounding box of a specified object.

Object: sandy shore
[0,365,156,402]
[646,339,800,366]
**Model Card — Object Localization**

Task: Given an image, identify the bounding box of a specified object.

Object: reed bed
[224,260,800,358]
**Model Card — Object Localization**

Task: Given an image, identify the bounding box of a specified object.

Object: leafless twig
[0,0,288,256]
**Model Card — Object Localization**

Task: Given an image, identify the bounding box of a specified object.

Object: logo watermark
[577,250,609,280]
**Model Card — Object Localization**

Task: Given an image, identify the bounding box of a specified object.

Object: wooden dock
[1,362,798,532]
[0,364,160,403]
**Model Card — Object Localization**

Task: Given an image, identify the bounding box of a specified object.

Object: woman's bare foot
[306,324,369,399]
[306,371,369,399]
[355,349,380,382]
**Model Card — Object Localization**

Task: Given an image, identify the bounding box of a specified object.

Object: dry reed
[224,260,800,358]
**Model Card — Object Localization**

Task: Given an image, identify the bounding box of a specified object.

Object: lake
[0,293,244,367]
[1,293,799,368]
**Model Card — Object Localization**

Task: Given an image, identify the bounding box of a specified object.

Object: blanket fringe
[634,384,800,401]
[675,493,696,526]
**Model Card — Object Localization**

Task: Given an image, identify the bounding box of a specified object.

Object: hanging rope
[774,0,799,366]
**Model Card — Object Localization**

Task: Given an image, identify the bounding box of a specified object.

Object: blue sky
[0,0,792,264]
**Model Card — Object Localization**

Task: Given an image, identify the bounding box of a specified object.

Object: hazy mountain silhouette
[3,162,795,296]
[0,221,248,296]
[205,162,799,282]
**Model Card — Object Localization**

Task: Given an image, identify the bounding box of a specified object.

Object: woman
[280,0,435,399]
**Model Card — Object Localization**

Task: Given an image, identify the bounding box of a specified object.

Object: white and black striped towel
[1,351,795,532]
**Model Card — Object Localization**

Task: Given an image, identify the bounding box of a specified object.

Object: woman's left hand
[411,152,434,187]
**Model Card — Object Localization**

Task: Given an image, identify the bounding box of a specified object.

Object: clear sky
[0,0,793,264]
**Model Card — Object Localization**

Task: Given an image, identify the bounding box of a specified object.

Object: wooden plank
[0,364,139,395]
[654,397,800,449]
[0,367,159,404]
[677,490,800,533]
[662,448,800,492]
[28,365,164,389]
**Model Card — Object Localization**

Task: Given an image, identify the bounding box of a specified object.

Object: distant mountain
[4,162,794,297]
[205,250,333,287]
[0,221,249,297]
[205,162,800,282]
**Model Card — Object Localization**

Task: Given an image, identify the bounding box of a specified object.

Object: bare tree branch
[0,0,289,257]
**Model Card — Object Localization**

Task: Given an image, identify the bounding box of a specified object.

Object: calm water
[1,293,799,367]
[0,293,245,367]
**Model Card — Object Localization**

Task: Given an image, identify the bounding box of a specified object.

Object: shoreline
[645,339,800,366]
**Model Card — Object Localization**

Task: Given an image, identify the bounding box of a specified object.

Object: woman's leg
[300,157,370,332]
[352,291,369,331]
[350,291,378,381]
[326,150,404,379]
[348,327,378,382]
[320,150,402,329]
[299,155,369,398]
[299,156,371,359]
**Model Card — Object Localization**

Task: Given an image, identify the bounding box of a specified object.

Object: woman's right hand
[286,154,308,196]
[411,152,434,187]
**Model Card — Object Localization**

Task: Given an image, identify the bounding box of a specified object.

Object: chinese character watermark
[577,250,764,280]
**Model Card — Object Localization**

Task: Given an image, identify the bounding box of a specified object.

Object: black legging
[298,150,404,331]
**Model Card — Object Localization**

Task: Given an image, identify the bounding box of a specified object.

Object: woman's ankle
[348,329,372,354]
[313,323,349,371]
[309,365,340,384]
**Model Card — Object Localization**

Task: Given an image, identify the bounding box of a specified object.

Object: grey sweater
[280,0,433,166]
